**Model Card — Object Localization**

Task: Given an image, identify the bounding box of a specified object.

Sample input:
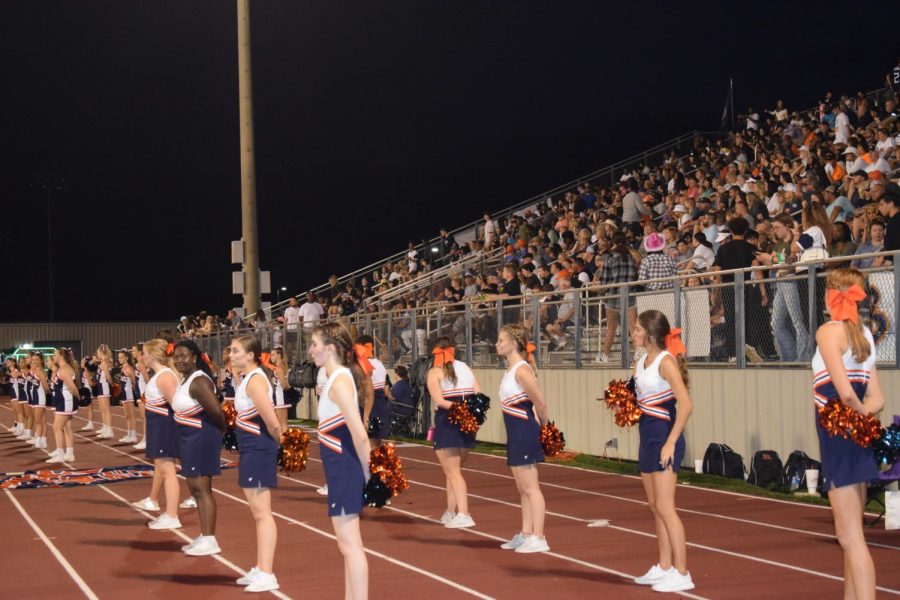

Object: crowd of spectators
[188,62,900,364]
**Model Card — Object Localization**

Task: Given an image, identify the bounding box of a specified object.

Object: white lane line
[4,490,100,600]
[64,422,494,600]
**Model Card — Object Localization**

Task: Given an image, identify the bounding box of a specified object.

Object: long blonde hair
[501,324,537,375]
[826,268,870,363]
[143,339,176,375]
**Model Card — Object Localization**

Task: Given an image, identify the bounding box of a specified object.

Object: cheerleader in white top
[137,339,183,531]
[5,358,23,435]
[308,322,371,600]
[116,349,139,443]
[315,366,330,496]
[93,344,116,440]
[355,335,392,447]
[29,353,51,450]
[495,325,550,554]
[428,336,481,529]
[229,334,282,593]
[631,310,694,593]
[812,268,884,600]
[46,348,81,463]
[17,359,34,442]
[269,346,292,432]
[131,343,149,450]
[172,341,227,557]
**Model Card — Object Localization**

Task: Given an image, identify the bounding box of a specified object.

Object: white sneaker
[27,436,39,445]
[236,567,261,586]
[244,571,279,593]
[97,429,113,440]
[181,536,201,552]
[119,433,134,443]
[652,569,694,593]
[15,431,28,440]
[45,450,64,463]
[634,564,672,585]
[63,451,75,462]
[185,536,221,556]
[12,424,22,435]
[514,534,549,553]
[80,422,94,431]
[444,513,475,529]
[36,438,47,449]
[316,485,328,496]
[595,352,609,364]
[439,510,456,525]
[133,439,146,450]
[23,430,34,441]
[500,532,528,550]
[132,497,160,511]
[148,514,182,530]
[179,497,198,509]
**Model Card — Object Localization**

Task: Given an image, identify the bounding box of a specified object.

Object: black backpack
[288,361,317,389]
[747,450,783,489]
[702,443,745,479]
[407,356,434,397]
[780,450,822,492]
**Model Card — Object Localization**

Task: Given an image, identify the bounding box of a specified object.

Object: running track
[2,399,899,599]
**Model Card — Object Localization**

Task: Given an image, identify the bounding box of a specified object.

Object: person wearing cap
[638,234,676,291]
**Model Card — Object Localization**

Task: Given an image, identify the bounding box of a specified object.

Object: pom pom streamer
[448,401,479,434]
[540,422,566,457]
[365,443,409,507]
[601,378,641,427]
[466,393,491,426]
[222,402,237,429]
[362,475,392,508]
[872,423,900,468]
[278,427,310,473]
[817,398,882,448]
[367,416,383,436]
[222,429,239,453]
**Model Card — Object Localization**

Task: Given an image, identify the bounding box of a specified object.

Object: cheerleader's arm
[862,365,886,416]
[330,373,372,481]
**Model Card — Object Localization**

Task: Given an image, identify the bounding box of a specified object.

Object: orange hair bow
[665,328,687,357]
[166,342,175,357]
[260,351,273,370]
[432,346,455,367]
[826,284,866,324]
[354,343,374,375]
[526,342,536,362]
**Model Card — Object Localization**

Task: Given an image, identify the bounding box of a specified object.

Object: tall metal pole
[238,0,260,316]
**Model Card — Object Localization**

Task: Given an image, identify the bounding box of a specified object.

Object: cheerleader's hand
[659,442,676,470]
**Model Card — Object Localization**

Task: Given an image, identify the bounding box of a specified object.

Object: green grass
[287,418,888,513]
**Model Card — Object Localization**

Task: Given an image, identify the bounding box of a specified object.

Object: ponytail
[434,336,457,385]
[316,322,368,400]
[676,355,690,391]
[844,321,871,364]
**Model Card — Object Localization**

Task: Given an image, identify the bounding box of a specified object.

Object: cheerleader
[217,347,237,404]
[269,346,292,431]
[230,335,282,592]
[631,310,694,593]
[172,341,227,556]
[812,268,884,599]
[137,339,183,530]
[428,336,481,529]
[117,350,139,444]
[316,365,329,496]
[79,357,96,432]
[495,325,549,553]
[356,335,391,447]
[308,322,371,600]
[5,358,22,435]
[16,358,34,442]
[92,345,115,439]
[131,343,148,450]
[28,353,51,449]
[46,348,80,463]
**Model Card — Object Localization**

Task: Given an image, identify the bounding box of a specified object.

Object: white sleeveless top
[137,370,146,395]
[318,366,357,454]
[370,358,387,391]
[172,370,211,413]
[635,351,676,421]
[272,369,285,405]
[235,367,274,412]
[811,322,876,408]
[316,366,327,396]
[145,367,176,415]
[439,360,475,398]
[34,373,47,404]
[499,360,534,420]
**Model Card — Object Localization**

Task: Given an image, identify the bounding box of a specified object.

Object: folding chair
[866,415,900,527]
[389,392,422,439]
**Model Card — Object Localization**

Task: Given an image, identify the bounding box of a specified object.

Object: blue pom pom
[362,474,392,507]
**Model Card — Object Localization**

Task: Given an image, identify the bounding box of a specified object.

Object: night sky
[2,1,898,322]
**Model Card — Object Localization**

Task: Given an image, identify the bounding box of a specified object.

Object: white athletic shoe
[444,513,475,529]
[11,423,22,435]
[23,430,34,441]
[514,535,550,554]
[244,571,279,593]
[118,433,134,443]
[133,439,146,450]
[132,497,160,511]
[500,532,528,550]
[179,497,198,509]
[27,436,39,445]
[45,450,64,463]
[63,451,75,462]
[439,510,456,525]
[181,536,201,552]
[15,431,28,440]
[315,485,328,496]
[185,536,221,556]
[651,569,694,593]
[80,422,94,431]
[97,428,113,440]
[148,514,182,530]
[236,567,261,586]
[635,564,673,585]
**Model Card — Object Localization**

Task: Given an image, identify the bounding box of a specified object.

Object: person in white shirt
[834,105,851,146]
[299,291,324,329]
[283,297,301,332]
[483,213,496,248]
[406,242,419,273]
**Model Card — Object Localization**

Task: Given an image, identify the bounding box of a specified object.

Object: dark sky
[2,1,898,322]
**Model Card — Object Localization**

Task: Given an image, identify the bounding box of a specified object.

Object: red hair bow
[826,284,866,324]
[526,342,536,362]
[665,328,687,357]
[432,346,455,367]
[354,343,374,375]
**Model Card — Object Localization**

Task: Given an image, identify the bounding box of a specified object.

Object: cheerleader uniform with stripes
[9,372,18,403]
[635,351,686,473]
[94,368,111,398]
[137,371,146,397]
[368,358,391,439]
[25,374,36,406]
[811,323,878,490]
[221,369,235,401]
[120,373,136,404]
[318,366,365,516]
[17,375,27,404]
[316,367,327,396]
[52,377,77,415]
[272,370,289,411]
[234,367,279,489]
[432,360,477,450]
[172,370,222,477]
[34,373,48,408]
[144,367,181,459]
[500,361,544,467]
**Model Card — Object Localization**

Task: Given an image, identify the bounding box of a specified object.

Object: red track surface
[2,398,899,599]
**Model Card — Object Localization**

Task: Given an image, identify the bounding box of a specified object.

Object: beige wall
[471,367,900,467]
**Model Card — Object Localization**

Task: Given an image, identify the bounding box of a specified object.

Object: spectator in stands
[483,213,496,249]
[545,277,575,351]
[828,222,857,265]
[225,309,244,332]
[597,232,638,364]
[851,219,886,269]
[879,191,900,252]
[685,232,715,272]
[622,178,650,236]
[638,233,676,290]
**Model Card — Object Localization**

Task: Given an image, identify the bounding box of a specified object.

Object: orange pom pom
[448,402,479,434]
